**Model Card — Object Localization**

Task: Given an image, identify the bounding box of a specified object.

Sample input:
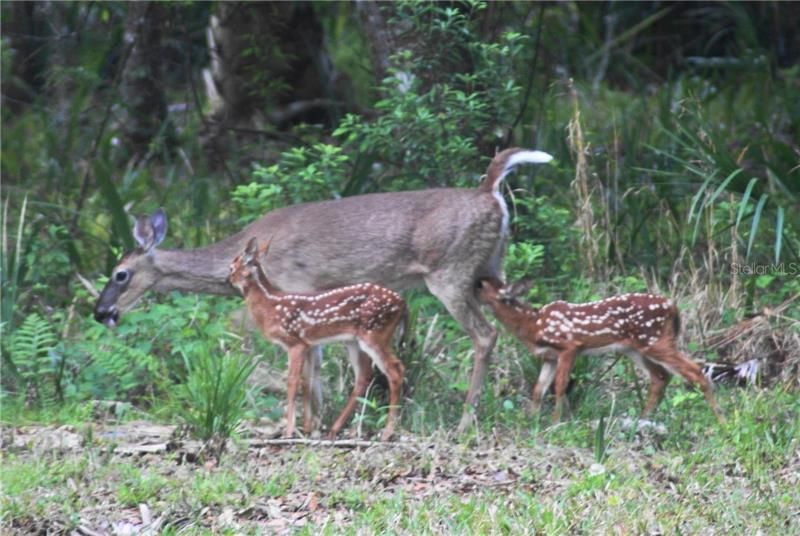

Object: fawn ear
[507,279,533,298]
[133,208,167,252]
[243,237,259,264]
[259,238,271,257]
[479,277,504,291]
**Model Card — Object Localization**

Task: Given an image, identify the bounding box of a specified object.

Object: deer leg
[426,276,498,433]
[301,346,324,431]
[328,342,373,439]
[301,347,315,435]
[358,335,405,442]
[284,345,307,438]
[552,349,578,423]
[529,358,558,416]
[639,356,672,416]
[646,345,724,422]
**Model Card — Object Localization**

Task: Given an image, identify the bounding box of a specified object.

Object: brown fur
[477,278,723,422]
[229,239,406,441]
[95,148,551,433]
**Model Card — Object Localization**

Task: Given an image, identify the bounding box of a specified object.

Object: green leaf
[746,194,768,260]
[735,177,759,230]
[94,159,133,251]
[774,207,784,263]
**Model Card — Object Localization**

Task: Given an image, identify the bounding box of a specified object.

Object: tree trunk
[200,2,340,172]
[120,1,171,159]
[1,2,48,114]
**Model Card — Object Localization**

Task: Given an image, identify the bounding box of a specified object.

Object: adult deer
[94,147,553,433]
[229,238,406,440]
[476,278,723,422]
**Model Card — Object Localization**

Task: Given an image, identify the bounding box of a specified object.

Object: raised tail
[478,148,553,194]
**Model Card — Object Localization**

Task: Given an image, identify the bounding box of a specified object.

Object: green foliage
[505,241,544,286]
[6,313,60,406]
[1,196,30,374]
[233,144,350,223]
[593,415,609,463]
[174,342,256,444]
[334,1,528,190]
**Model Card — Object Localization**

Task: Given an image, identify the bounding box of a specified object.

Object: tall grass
[175,343,256,455]
[1,196,28,376]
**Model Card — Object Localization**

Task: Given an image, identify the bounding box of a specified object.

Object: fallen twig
[247,438,420,450]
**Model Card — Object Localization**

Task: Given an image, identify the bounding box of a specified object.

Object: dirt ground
[2,418,798,534]
[2,420,612,534]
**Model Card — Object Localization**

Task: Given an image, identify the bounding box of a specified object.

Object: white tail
[94,147,552,433]
[229,238,406,441]
[477,278,723,422]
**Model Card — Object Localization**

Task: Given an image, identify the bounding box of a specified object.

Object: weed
[174,342,256,456]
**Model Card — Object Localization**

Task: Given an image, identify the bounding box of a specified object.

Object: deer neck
[151,243,240,296]
[492,300,540,340]
[250,264,282,301]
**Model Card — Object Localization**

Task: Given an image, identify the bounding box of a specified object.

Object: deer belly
[305,333,359,346]
[531,345,559,359]
[579,343,631,357]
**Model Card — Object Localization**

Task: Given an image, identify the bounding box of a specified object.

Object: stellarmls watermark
[730,262,799,276]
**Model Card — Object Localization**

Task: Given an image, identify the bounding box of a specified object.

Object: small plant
[175,341,256,455]
[6,312,60,406]
[232,143,350,224]
[1,195,29,376]
[593,415,608,463]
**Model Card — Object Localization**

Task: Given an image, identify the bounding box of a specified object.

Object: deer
[476,278,723,422]
[93,147,553,433]
[228,238,406,441]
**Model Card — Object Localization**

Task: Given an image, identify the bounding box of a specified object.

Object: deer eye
[114,270,130,284]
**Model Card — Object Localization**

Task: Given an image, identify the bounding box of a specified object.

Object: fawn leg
[328,342,373,439]
[646,344,724,422]
[358,336,405,441]
[638,355,672,416]
[530,358,557,415]
[302,346,323,430]
[284,345,307,438]
[552,348,578,423]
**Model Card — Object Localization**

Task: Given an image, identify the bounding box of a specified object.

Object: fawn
[229,238,406,441]
[477,278,723,422]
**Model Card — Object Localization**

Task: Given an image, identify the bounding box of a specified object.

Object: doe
[229,238,406,441]
[477,278,723,422]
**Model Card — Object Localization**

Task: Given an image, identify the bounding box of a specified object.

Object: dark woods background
[2,1,798,414]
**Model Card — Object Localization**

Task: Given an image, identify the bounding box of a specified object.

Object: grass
[2,388,796,534]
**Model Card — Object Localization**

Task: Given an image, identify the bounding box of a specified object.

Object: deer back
[535,294,677,349]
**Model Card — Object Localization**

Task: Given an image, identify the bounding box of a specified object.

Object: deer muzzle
[94,305,120,328]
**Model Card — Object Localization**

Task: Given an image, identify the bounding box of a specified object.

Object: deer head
[94,209,167,327]
[228,237,263,294]
[477,277,533,306]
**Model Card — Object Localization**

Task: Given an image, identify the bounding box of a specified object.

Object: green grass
[2,387,796,533]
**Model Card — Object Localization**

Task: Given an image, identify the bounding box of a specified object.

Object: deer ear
[243,237,259,263]
[259,239,271,257]
[150,208,167,247]
[133,208,167,252]
[508,279,533,298]
[479,277,504,291]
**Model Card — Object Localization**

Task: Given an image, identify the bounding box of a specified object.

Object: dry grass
[2,408,798,534]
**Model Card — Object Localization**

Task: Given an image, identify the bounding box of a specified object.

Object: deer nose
[94,306,120,327]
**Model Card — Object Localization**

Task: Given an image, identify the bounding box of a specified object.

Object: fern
[8,313,60,405]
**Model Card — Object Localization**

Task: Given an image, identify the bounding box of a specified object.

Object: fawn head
[94,209,167,327]
[477,277,533,306]
[229,237,270,294]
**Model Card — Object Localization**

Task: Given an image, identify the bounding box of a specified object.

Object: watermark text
[730,262,799,276]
